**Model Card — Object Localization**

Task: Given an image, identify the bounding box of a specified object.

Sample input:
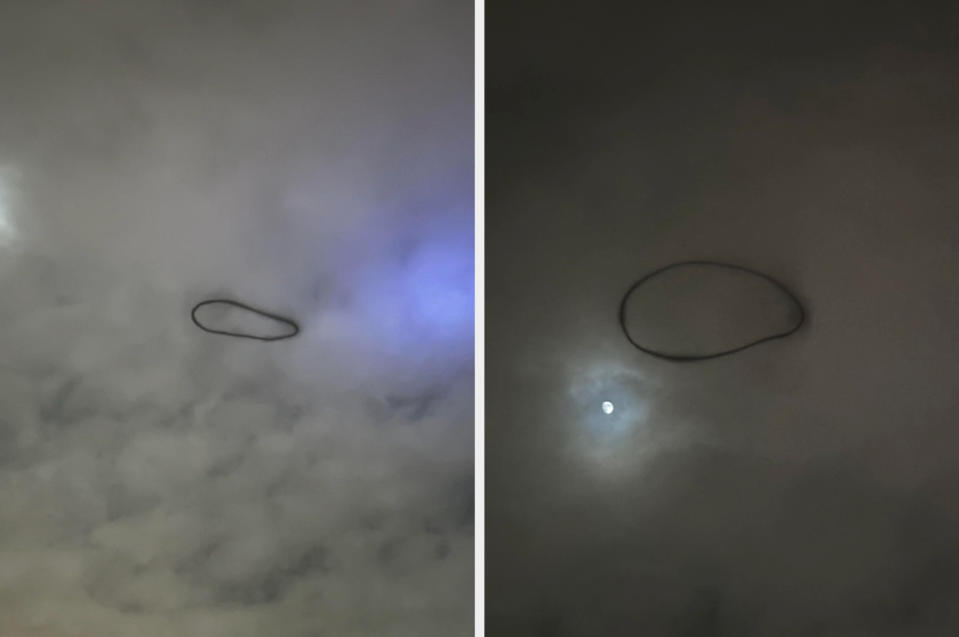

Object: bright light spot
[601,401,614,415]
[0,166,19,246]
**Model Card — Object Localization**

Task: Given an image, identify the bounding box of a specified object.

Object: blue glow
[402,237,473,334]
[353,216,473,354]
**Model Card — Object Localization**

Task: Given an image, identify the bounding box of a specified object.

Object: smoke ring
[618,260,806,362]
[191,298,300,341]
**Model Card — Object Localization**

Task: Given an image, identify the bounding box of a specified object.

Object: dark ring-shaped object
[191,299,300,341]
[618,260,805,362]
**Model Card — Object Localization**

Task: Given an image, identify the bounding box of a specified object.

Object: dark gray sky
[0,1,472,635]
[488,2,959,635]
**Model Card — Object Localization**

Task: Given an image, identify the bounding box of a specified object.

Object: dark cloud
[488,1,959,635]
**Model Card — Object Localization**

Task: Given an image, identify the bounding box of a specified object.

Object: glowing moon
[601,401,614,415]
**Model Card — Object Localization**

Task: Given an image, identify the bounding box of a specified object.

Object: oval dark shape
[191,299,300,341]
[619,261,805,362]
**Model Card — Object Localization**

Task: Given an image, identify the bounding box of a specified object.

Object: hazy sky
[0,1,472,635]
[488,2,959,635]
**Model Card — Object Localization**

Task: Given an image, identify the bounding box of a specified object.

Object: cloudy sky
[0,1,472,635]
[488,2,959,635]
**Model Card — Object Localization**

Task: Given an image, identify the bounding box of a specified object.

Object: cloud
[487,3,959,634]
[0,1,472,635]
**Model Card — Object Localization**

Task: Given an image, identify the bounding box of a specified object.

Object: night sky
[487,2,959,635]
